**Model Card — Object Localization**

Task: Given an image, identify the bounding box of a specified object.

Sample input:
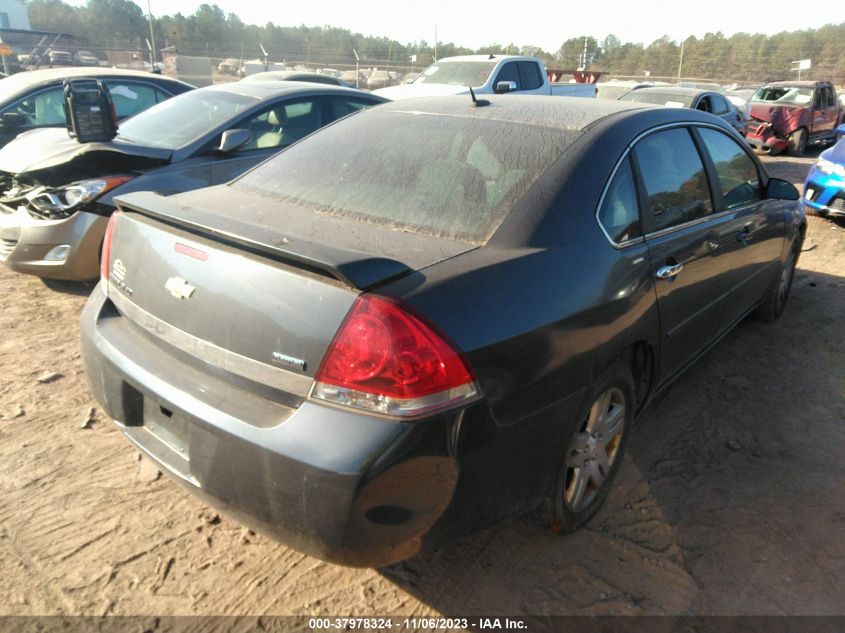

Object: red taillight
[100,210,121,283]
[312,295,477,417]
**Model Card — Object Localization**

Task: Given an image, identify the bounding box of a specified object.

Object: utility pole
[146,0,157,68]
[677,40,684,85]
[353,48,360,87]
[434,25,437,62]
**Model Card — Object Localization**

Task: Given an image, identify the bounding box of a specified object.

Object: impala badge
[272,352,306,372]
[165,276,196,300]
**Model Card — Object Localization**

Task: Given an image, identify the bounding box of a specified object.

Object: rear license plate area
[143,398,190,458]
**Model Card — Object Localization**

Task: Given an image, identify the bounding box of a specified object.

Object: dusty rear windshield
[232,110,576,244]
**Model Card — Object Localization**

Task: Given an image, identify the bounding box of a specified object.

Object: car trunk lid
[104,187,476,395]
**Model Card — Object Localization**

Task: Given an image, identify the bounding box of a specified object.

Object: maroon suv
[745,81,842,156]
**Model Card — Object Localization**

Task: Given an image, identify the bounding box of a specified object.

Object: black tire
[753,238,799,322]
[788,128,807,157]
[537,361,634,533]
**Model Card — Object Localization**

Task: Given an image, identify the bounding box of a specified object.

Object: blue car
[803,124,845,217]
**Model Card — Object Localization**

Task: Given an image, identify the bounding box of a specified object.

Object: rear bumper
[80,285,460,567]
[0,207,105,280]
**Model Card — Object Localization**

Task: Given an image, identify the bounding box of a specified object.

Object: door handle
[655,262,684,279]
[737,225,753,244]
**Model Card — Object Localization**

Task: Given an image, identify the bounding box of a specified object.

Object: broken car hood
[747,103,808,136]
[0,127,172,175]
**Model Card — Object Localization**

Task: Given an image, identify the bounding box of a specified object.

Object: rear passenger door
[694,126,785,332]
[634,127,738,382]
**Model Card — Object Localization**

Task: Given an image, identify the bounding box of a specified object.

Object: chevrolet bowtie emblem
[165,276,196,300]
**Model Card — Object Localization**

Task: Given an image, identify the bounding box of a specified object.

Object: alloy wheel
[564,387,626,513]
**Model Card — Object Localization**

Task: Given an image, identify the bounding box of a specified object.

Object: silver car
[620,87,745,134]
[0,81,386,280]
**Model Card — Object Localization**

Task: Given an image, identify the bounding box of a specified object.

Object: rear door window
[597,158,641,243]
[710,95,729,115]
[329,96,380,121]
[697,128,761,209]
[105,81,160,119]
[634,128,713,232]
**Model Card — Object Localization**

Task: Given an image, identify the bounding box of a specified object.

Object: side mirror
[1,112,24,129]
[766,177,800,201]
[836,123,845,140]
[218,128,252,153]
[495,81,517,94]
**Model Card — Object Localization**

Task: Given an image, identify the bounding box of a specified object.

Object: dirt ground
[0,152,843,618]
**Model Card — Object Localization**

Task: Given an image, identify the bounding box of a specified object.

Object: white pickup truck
[374,54,597,100]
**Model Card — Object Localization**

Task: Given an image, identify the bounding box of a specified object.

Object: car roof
[0,68,192,99]
[434,54,529,63]
[372,95,654,131]
[202,80,383,100]
[246,71,333,81]
[764,81,826,88]
[626,86,713,97]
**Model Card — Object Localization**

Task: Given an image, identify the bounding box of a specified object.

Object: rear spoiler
[113,191,412,290]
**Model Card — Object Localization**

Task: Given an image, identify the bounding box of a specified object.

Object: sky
[126,0,845,51]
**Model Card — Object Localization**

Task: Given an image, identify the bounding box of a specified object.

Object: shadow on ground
[380,267,845,617]
[40,278,96,297]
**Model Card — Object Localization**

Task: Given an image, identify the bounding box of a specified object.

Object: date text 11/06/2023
[308,617,528,630]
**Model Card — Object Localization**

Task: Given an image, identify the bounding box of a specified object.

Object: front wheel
[538,362,634,533]
[788,128,807,156]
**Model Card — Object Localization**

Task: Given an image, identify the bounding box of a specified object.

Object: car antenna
[469,86,490,107]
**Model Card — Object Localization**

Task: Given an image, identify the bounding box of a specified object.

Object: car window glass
[598,158,641,243]
[240,98,323,151]
[330,97,378,121]
[620,91,695,107]
[711,95,728,115]
[518,62,543,90]
[234,111,577,244]
[823,87,834,108]
[7,87,65,126]
[105,81,159,119]
[495,62,520,89]
[698,128,761,209]
[635,128,713,232]
[117,90,254,149]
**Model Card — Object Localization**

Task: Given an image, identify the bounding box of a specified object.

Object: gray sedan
[0,81,386,280]
[620,87,745,133]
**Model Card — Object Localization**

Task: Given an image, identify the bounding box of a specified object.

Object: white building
[0,0,30,30]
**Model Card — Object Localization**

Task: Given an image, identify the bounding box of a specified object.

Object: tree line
[25,0,845,83]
